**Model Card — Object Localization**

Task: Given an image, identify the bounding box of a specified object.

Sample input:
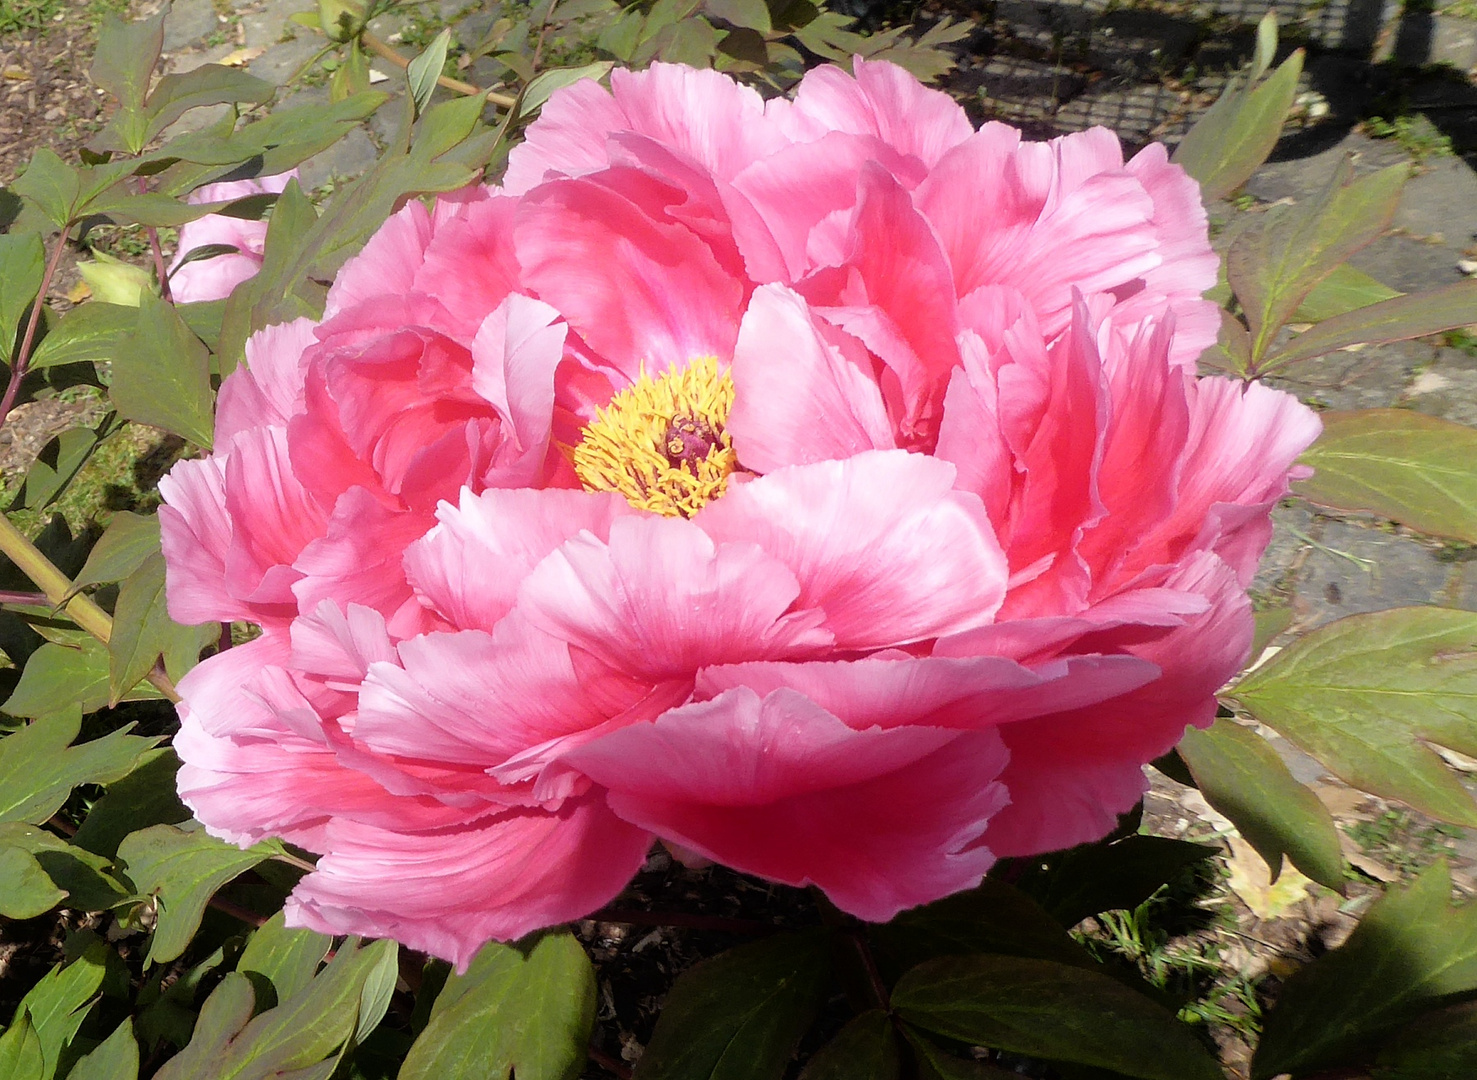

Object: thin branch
[0,513,180,702]
[848,929,890,1011]
[1,225,69,427]
[0,590,52,605]
[208,896,267,928]
[139,176,172,303]
[359,30,517,109]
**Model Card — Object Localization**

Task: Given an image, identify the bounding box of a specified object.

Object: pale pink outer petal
[514,177,745,379]
[1136,378,1322,583]
[695,450,1007,650]
[222,426,327,606]
[515,515,832,681]
[175,635,470,850]
[411,195,522,344]
[727,285,895,473]
[566,687,1008,922]
[284,795,652,970]
[405,487,634,633]
[503,63,788,195]
[215,319,317,444]
[159,454,242,625]
[980,551,1252,857]
[323,200,435,319]
[780,58,974,170]
[169,251,263,305]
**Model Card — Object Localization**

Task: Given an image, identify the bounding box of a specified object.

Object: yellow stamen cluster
[573,357,737,517]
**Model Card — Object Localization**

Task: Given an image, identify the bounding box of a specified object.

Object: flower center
[573,357,737,517]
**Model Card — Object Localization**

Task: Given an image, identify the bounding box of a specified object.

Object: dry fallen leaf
[218,46,266,67]
[65,280,91,303]
[1225,835,1313,920]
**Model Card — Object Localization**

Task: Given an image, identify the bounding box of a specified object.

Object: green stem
[0,513,180,702]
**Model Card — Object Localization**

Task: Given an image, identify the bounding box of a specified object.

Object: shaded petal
[412,195,522,343]
[223,426,328,606]
[292,487,433,621]
[284,795,652,970]
[728,284,894,473]
[568,686,1008,922]
[514,177,745,378]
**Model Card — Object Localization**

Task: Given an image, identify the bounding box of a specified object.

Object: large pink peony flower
[168,173,296,304]
[159,60,1320,967]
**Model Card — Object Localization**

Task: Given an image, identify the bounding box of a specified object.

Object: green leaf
[0,822,131,912]
[0,708,153,822]
[1291,263,1401,323]
[0,1011,44,1080]
[110,293,215,448]
[797,1011,899,1080]
[116,823,284,964]
[11,148,82,230]
[1296,409,1477,542]
[400,932,595,1080]
[0,844,68,918]
[1230,606,1477,826]
[872,878,1099,973]
[1015,834,1218,927]
[1253,860,1477,1078]
[1171,48,1303,202]
[28,301,135,370]
[704,0,772,31]
[143,65,274,145]
[108,552,206,703]
[72,748,189,858]
[1268,279,1477,371]
[91,10,166,152]
[1374,1000,1477,1079]
[0,232,44,366]
[12,943,109,1078]
[217,179,319,370]
[238,912,333,1008]
[632,931,833,1080]
[520,62,615,116]
[903,1029,1019,1079]
[7,423,110,513]
[68,1019,139,1080]
[3,641,111,720]
[1177,719,1345,889]
[158,940,398,1080]
[893,955,1222,1080]
[150,970,256,1080]
[1249,9,1277,83]
[69,511,161,596]
[407,28,453,117]
[1229,161,1408,365]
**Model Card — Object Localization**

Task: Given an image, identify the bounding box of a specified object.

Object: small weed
[0,0,62,33]
[1439,0,1477,15]
[1364,114,1456,161]
[1345,808,1465,879]
[1445,327,1477,358]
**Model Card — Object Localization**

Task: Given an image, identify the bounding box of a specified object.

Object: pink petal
[514,177,745,379]
[324,199,435,319]
[292,487,432,621]
[728,285,894,473]
[567,687,1008,922]
[981,551,1251,857]
[223,426,328,607]
[405,487,634,633]
[216,319,316,444]
[159,455,244,625]
[696,450,1007,650]
[411,195,522,344]
[284,795,652,970]
[502,77,632,194]
[783,58,974,169]
[469,293,567,486]
[516,515,832,681]
[170,252,263,304]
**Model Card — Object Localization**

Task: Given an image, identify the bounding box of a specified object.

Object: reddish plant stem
[586,907,776,935]
[587,1045,633,1079]
[218,621,233,653]
[1,224,69,428]
[208,895,267,928]
[848,929,890,1011]
[0,590,52,605]
[139,176,172,302]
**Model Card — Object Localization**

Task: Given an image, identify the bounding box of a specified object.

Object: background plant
[1,7,1477,1080]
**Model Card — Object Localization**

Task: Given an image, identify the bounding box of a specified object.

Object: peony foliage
[1,5,1477,1079]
